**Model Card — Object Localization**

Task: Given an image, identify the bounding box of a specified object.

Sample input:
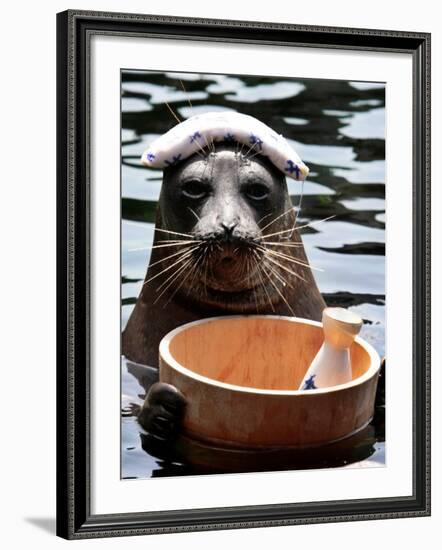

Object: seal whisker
[257,211,275,226]
[154,254,197,294]
[291,214,336,232]
[262,254,307,283]
[261,265,296,317]
[237,248,252,281]
[143,249,196,287]
[202,247,210,297]
[287,178,304,239]
[208,242,217,284]
[200,131,213,156]
[129,244,175,252]
[154,238,199,243]
[130,240,201,252]
[146,245,200,269]
[176,80,209,158]
[194,136,210,158]
[206,241,216,293]
[248,256,260,312]
[186,247,207,293]
[129,240,194,252]
[243,142,258,159]
[263,259,293,288]
[257,245,324,272]
[193,148,207,160]
[261,215,336,240]
[164,101,181,125]
[153,257,195,302]
[247,149,264,161]
[187,207,201,222]
[260,206,296,232]
[245,251,253,280]
[192,242,210,297]
[264,249,322,272]
[251,256,276,312]
[151,242,201,249]
[261,227,307,239]
[151,262,194,296]
[162,253,203,307]
[153,227,197,239]
[179,79,194,111]
[260,241,304,248]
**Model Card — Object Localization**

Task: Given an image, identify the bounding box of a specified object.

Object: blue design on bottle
[285,160,301,178]
[302,374,317,390]
[145,152,155,161]
[223,133,235,142]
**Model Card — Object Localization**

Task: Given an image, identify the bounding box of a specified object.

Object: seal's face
[155,143,301,311]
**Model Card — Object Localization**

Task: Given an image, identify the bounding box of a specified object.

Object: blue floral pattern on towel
[190,131,202,143]
[164,154,182,167]
[249,133,263,151]
[140,112,309,181]
[286,160,301,178]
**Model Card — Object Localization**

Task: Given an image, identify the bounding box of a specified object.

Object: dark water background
[121,71,385,479]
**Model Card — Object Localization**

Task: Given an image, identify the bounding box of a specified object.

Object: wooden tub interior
[167,316,371,391]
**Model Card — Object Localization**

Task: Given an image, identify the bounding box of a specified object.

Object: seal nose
[221,221,237,240]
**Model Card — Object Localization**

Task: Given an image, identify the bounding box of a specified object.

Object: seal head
[123,114,325,367]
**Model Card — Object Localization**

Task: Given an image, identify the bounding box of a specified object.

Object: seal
[122,114,326,453]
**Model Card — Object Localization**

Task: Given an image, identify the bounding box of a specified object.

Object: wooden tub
[159,315,381,453]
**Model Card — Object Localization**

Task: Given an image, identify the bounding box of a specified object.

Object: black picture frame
[56,9,431,540]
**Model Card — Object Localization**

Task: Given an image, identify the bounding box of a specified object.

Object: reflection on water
[121,71,386,479]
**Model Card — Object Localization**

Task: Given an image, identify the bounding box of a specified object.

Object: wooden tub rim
[159,315,381,396]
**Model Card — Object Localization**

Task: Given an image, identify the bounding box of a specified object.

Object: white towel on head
[141,111,309,181]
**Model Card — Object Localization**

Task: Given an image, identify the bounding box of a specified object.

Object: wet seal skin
[122,143,326,457]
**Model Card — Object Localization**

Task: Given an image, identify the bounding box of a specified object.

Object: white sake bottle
[298,307,363,390]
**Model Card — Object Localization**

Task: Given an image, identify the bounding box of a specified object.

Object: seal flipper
[124,358,187,461]
[138,382,187,463]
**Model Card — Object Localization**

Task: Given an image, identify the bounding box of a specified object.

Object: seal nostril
[221,221,236,231]
[221,222,237,239]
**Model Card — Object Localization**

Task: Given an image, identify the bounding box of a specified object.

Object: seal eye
[244,183,270,201]
[182,180,209,200]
